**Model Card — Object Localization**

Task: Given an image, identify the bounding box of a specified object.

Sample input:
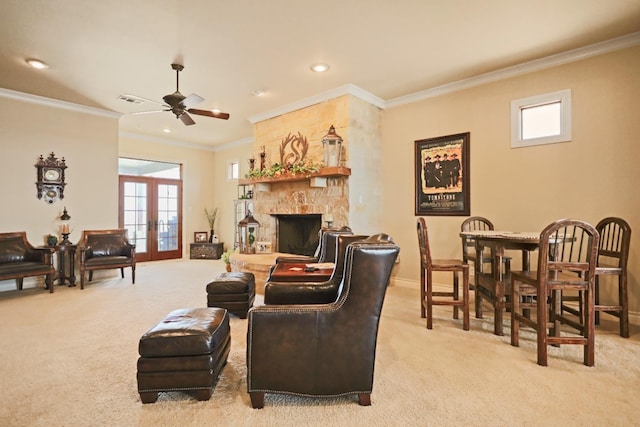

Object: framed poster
[415,132,470,216]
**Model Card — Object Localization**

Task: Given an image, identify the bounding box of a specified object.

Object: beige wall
[0,95,119,289]
[381,46,640,314]
[119,135,220,258]
[211,141,254,251]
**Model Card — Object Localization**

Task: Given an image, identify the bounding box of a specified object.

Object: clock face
[44,168,61,182]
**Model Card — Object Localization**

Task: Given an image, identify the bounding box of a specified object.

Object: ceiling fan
[129,63,229,125]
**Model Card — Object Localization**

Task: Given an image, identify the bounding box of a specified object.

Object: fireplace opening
[275,214,322,256]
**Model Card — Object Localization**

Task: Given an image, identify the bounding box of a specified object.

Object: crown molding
[386,31,640,109]
[0,88,121,119]
[248,83,385,124]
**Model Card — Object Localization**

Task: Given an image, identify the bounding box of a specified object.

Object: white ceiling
[2,0,640,149]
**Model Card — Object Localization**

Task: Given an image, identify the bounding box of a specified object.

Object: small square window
[228,161,239,180]
[511,89,571,148]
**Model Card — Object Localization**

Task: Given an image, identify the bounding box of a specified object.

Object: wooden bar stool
[417,218,469,331]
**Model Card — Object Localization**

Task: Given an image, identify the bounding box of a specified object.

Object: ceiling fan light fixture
[251,90,265,97]
[26,58,49,69]
[310,63,330,73]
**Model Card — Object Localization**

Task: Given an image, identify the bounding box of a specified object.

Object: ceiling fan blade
[180,112,196,126]
[182,93,204,109]
[188,108,230,120]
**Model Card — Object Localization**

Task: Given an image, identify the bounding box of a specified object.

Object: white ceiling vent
[117,94,144,104]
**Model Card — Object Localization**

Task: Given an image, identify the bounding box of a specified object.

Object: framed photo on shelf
[256,241,272,254]
[414,132,470,216]
[194,231,208,243]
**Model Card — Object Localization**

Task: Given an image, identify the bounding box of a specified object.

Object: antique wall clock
[35,152,67,203]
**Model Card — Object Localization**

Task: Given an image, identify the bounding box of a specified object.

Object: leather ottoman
[206,272,255,319]
[137,307,230,403]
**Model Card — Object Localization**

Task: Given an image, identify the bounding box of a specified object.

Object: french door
[119,176,183,262]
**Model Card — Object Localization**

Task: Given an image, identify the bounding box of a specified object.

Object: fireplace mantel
[238,166,350,189]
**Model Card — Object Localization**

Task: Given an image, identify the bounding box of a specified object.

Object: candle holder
[60,232,72,245]
[60,207,72,245]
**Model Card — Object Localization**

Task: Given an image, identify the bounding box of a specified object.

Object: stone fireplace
[241,90,384,253]
[230,89,384,292]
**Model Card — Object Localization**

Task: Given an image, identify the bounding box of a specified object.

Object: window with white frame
[511,89,572,148]
[228,161,239,180]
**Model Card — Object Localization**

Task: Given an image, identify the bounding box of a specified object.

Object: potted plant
[46,234,58,246]
[221,249,234,272]
[204,207,218,242]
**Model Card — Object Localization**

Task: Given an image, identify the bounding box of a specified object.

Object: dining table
[460,230,540,335]
[269,262,335,282]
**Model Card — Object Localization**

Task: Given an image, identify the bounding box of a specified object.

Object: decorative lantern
[59,206,72,245]
[238,211,261,254]
[322,125,343,167]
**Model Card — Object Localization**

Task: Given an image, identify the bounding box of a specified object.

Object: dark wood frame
[194,231,208,243]
[415,132,470,216]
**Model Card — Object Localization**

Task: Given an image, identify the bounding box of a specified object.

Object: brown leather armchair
[78,229,135,289]
[247,234,399,408]
[0,232,55,292]
[263,233,368,304]
[266,226,353,279]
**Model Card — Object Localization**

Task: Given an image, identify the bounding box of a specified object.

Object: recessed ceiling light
[310,63,330,73]
[251,90,265,97]
[26,58,49,69]
[163,128,171,133]
[212,108,222,113]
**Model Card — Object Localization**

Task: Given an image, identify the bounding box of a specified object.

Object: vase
[209,229,214,243]
[225,263,232,272]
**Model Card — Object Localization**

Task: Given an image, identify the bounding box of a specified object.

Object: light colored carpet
[0,259,638,426]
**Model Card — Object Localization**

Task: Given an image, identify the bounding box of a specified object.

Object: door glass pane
[122,181,148,254]
[157,184,179,252]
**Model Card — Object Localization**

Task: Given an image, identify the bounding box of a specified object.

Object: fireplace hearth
[275,214,321,256]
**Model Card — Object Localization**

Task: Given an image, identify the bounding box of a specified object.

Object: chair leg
[358,393,371,406]
[139,392,158,404]
[584,288,595,367]
[132,266,136,284]
[536,285,548,367]
[452,271,459,320]
[462,267,470,331]
[46,274,54,293]
[619,275,629,338]
[249,392,265,409]
[420,269,426,318]
[194,389,212,401]
[426,271,433,329]
[510,277,520,347]
[120,267,125,278]
[16,278,23,291]
[89,271,93,282]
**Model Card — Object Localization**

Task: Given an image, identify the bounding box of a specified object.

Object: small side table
[190,242,224,260]
[52,244,77,287]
